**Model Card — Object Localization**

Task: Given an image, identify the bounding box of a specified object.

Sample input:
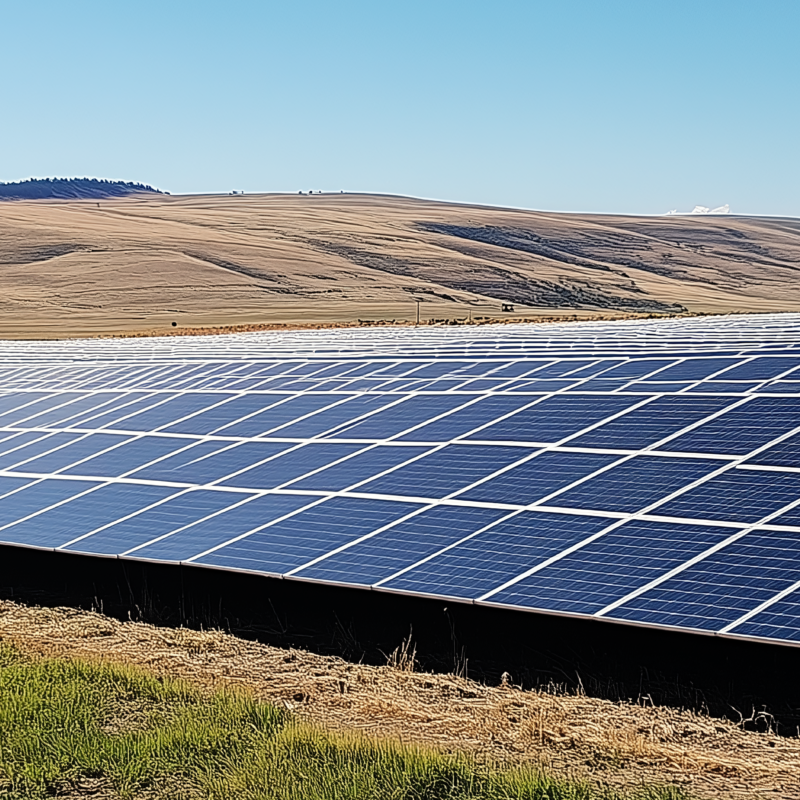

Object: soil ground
[1,601,797,799]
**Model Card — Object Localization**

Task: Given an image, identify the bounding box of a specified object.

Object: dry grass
[1,193,800,338]
[0,601,797,799]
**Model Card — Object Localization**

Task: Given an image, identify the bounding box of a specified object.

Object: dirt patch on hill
[0,601,797,799]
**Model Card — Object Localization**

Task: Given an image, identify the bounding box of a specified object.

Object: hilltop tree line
[0,178,167,200]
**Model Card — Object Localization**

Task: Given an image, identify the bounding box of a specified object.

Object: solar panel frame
[5,314,800,648]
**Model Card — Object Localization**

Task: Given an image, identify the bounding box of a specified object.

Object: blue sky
[2,0,798,215]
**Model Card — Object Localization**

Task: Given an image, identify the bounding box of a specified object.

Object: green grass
[0,644,690,800]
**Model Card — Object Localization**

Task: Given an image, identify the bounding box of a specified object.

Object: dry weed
[0,601,797,799]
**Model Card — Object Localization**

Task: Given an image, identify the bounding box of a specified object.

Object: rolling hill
[0,178,165,202]
[0,192,798,337]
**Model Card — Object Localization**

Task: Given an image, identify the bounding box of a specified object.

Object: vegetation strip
[0,602,797,799]
[0,645,686,800]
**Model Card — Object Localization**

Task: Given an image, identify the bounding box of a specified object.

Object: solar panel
[4,313,800,648]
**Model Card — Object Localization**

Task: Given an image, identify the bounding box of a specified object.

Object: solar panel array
[4,313,800,648]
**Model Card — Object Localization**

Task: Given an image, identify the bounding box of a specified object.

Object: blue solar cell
[312,379,364,392]
[486,361,553,378]
[161,394,293,434]
[410,379,471,391]
[733,590,800,642]
[0,476,35,498]
[295,505,508,585]
[742,432,800,469]
[79,394,179,429]
[284,361,340,376]
[324,395,474,440]
[303,362,360,379]
[0,393,84,426]
[647,358,744,381]
[369,362,433,377]
[684,382,759,394]
[18,393,125,428]
[136,367,209,390]
[103,394,230,431]
[338,362,399,378]
[0,431,27,451]
[127,440,243,481]
[595,360,678,380]
[277,379,338,392]
[215,394,345,437]
[274,395,398,438]
[490,520,733,614]
[195,497,421,575]
[498,361,597,379]
[569,396,736,450]
[458,451,619,505]
[62,436,193,478]
[0,432,53,459]
[765,496,800,527]
[550,361,622,378]
[610,528,800,631]
[128,494,316,560]
[0,479,99,531]
[357,445,531,499]
[466,395,641,444]
[382,511,612,599]
[455,379,518,392]
[286,445,431,491]
[0,433,84,470]
[720,357,800,381]
[623,382,692,393]
[549,456,720,513]
[761,381,800,394]
[502,379,579,392]
[67,489,245,555]
[10,433,132,474]
[572,380,638,392]
[78,370,142,390]
[409,362,478,378]
[0,392,45,416]
[372,378,440,392]
[223,377,284,391]
[652,468,800,524]
[220,443,365,489]
[0,483,178,548]
[662,397,800,455]
[396,396,534,442]
[138,441,293,485]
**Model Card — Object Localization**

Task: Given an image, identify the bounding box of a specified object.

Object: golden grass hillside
[1,193,799,338]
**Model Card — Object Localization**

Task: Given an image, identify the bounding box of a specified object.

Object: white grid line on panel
[466,401,800,601]
[117,493,270,556]
[595,490,800,619]
[370,509,527,589]
[720,577,800,634]
[184,495,335,563]
[57,487,208,550]
[245,383,668,575]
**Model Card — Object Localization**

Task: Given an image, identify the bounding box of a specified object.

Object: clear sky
[2,0,798,215]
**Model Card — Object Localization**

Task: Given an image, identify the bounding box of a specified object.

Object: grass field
[0,644,690,800]
[1,193,800,337]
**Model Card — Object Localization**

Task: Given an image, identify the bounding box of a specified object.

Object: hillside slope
[0,178,164,202]
[0,192,798,337]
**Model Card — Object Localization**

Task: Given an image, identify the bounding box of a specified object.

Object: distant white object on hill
[666,204,730,215]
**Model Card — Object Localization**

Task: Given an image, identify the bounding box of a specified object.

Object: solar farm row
[2,315,800,647]
[5,313,800,362]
